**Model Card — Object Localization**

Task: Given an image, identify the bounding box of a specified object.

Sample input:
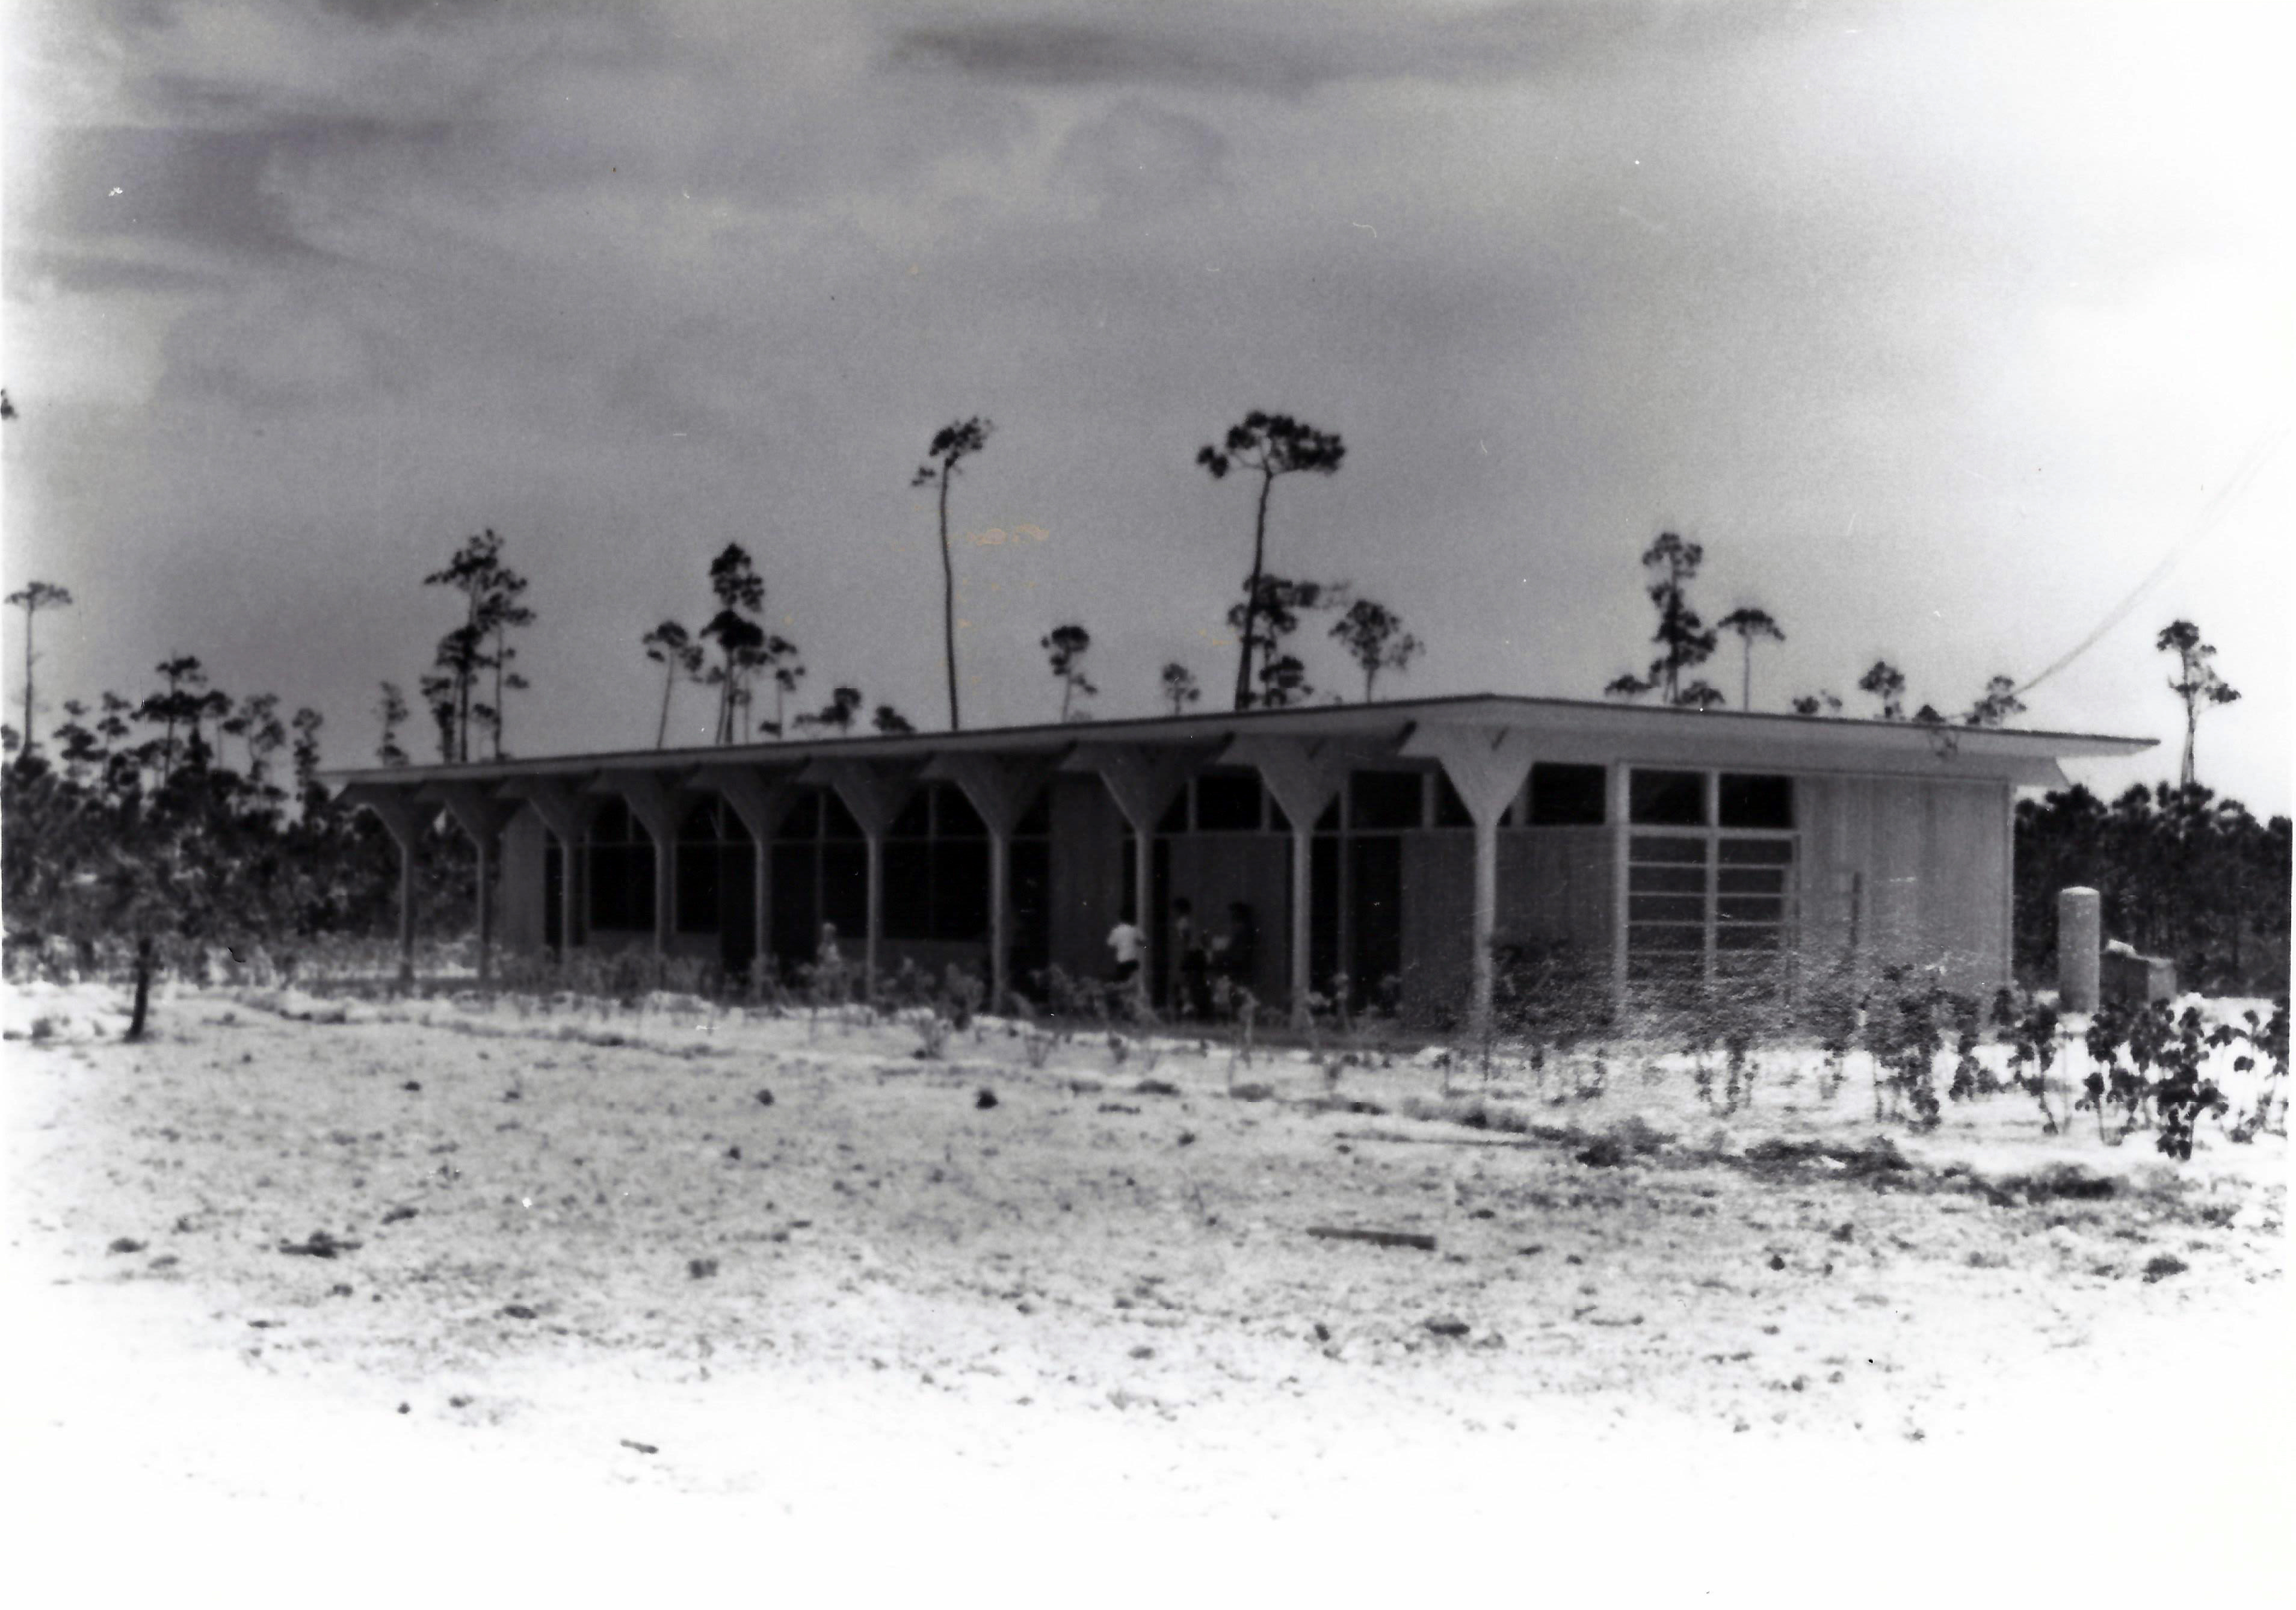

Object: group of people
[1105,897,1256,1019]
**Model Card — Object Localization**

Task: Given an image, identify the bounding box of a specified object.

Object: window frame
[1620,766,1798,1001]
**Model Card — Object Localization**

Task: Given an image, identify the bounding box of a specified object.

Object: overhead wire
[2012,416,2292,698]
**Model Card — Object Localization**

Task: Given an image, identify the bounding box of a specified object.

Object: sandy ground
[3,979,2289,1602]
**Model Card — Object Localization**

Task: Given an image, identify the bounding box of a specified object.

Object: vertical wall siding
[1797,774,2010,994]
[1400,832,1474,1024]
[1165,834,1292,1004]
[499,807,548,953]
[1498,827,1614,950]
[1047,776,1121,983]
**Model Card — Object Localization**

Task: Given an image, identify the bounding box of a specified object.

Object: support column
[344,786,436,988]
[696,766,801,987]
[513,780,597,953]
[926,751,1063,1013]
[1062,744,1208,1012]
[1609,764,1632,1013]
[1400,724,1539,1044]
[988,827,1011,1006]
[433,784,519,987]
[865,834,884,993]
[801,758,922,1004]
[1289,826,1314,1019]
[1221,735,1387,1026]
[397,833,417,982]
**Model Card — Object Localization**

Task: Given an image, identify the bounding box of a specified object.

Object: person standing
[1106,912,1144,992]
[1171,897,1211,1019]
[1221,901,1258,990]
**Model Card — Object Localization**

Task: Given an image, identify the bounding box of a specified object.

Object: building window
[770,788,866,955]
[1625,770,1795,999]
[1629,769,1706,826]
[1349,771,1424,831]
[1719,772,1794,829]
[1526,763,1607,826]
[1193,771,1266,832]
[883,782,990,942]
[676,797,751,934]
[587,797,655,931]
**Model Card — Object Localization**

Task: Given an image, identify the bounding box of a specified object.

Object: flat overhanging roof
[327,691,2154,796]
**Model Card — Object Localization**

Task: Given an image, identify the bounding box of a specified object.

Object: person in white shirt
[1105,916,1144,991]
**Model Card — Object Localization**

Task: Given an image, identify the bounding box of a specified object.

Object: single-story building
[331,692,2151,1034]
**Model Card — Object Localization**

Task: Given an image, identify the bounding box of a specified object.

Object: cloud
[887,2,1783,96]
[23,124,347,268]
[7,246,226,297]
[158,280,408,407]
[1051,99,1227,212]
[316,0,504,26]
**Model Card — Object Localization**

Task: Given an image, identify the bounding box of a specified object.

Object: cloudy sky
[5,0,2290,810]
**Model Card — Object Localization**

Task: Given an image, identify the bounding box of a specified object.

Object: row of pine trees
[0,395,2279,988]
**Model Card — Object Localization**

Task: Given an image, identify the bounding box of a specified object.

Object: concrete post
[863,830,884,1001]
[2057,886,2101,1013]
[339,786,433,989]
[696,766,800,993]
[473,834,495,985]
[1397,724,1539,1043]
[988,827,1011,1012]
[800,759,920,1007]
[924,751,1061,1015]
[1470,814,1499,1040]
[1289,827,1315,1023]
[396,833,418,986]
[432,785,516,990]
[1062,744,1207,1015]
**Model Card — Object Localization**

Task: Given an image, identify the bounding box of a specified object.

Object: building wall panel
[1400,832,1474,1025]
[1795,772,2010,995]
[499,807,548,954]
[1166,834,1291,1004]
[1498,826,1613,951]
[1047,776,1122,985]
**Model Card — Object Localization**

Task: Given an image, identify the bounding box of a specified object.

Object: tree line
[2,386,2280,995]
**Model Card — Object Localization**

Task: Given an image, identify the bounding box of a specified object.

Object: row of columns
[341,722,1543,1035]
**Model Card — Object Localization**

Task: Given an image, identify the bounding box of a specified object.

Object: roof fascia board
[320,692,2151,790]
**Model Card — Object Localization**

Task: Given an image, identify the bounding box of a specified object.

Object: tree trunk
[655,664,675,748]
[939,466,961,730]
[19,601,32,753]
[1232,466,1275,711]
[126,936,155,1042]
[1741,640,1752,711]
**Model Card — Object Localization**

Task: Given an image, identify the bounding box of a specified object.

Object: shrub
[1998,990,2063,1135]
[913,1013,952,1061]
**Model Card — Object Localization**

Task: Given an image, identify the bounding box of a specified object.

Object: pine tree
[1963,675,2026,728]
[2156,620,2240,789]
[375,683,413,767]
[1158,662,1202,717]
[640,621,703,747]
[1715,606,1785,711]
[7,581,73,756]
[913,418,993,730]
[1197,412,1345,709]
[1329,598,1422,701]
[700,544,769,745]
[1857,661,1907,721]
[1042,624,1097,720]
